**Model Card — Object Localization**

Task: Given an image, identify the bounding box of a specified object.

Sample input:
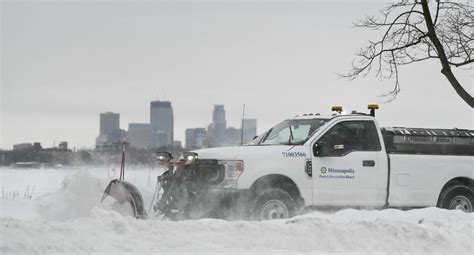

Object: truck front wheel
[250,188,296,220]
[438,184,473,212]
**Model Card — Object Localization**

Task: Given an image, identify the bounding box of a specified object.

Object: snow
[1,167,473,254]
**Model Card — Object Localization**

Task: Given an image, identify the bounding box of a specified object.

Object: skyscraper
[150,101,174,148]
[212,105,226,146]
[96,112,122,146]
[100,112,119,135]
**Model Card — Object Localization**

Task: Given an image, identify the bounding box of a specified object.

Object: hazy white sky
[1,0,472,150]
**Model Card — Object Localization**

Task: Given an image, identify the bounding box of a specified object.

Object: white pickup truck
[104,105,473,220]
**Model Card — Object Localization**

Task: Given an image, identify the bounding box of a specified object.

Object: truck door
[311,120,383,207]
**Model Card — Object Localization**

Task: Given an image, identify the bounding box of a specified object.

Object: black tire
[437,184,473,212]
[250,188,296,220]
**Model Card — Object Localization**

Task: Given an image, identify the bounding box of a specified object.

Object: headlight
[216,160,244,189]
[156,152,172,163]
[182,152,198,164]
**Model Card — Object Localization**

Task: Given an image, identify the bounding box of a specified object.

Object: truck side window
[317,121,381,156]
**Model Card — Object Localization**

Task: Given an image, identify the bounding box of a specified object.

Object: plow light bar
[368,104,379,110]
[331,106,343,114]
[157,152,172,163]
[368,104,379,117]
[183,152,198,164]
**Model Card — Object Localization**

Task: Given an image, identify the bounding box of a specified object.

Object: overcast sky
[1,0,472,150]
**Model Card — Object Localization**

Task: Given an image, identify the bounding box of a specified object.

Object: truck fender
[437,176,474,206]
[249,174,304,208]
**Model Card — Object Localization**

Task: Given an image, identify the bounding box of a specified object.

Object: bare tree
[344,0,473,107]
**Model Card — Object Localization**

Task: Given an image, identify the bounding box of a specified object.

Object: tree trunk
[420,0,474,108]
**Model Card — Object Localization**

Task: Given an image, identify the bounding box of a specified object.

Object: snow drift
[0,169,473,254]
[2,207,472,254]
[34,170,107,220]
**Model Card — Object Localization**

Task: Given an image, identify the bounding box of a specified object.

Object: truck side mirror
[313,142,324,157]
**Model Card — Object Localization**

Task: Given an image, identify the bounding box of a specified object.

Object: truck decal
[319,167,355,179]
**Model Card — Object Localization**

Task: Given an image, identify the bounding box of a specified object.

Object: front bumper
[155,157,251,220]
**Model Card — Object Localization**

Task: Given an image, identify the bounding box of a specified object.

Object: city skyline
[95,101,257,150]
[2,1,472,150]
[2,99,259,150]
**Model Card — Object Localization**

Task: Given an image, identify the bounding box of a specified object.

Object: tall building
[185,128,208,150]
[127,123,151,149]
[100,112,120,135]
[96,112,121,146]
[150,101,174,148]
[212,105,227,146]
[242,119,257,143]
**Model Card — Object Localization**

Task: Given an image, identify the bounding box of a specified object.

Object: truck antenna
[240,104,246,146]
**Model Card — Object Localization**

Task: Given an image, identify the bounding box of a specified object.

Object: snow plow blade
[101,179,146,218]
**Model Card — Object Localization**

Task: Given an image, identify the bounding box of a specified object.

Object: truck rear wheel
[438,184,473,212]
[250,188,296,220]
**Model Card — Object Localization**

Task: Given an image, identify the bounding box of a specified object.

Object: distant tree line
[0,141,186,168]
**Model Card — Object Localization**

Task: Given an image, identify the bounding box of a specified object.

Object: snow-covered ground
[1,167,472,254]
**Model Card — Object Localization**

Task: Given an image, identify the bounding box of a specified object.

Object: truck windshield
[259,118,328,145]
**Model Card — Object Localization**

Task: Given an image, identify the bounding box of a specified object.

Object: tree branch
[344,0,474,107]
[420,0,474,107]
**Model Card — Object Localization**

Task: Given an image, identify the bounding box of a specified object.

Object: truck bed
[387,153,473,207]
